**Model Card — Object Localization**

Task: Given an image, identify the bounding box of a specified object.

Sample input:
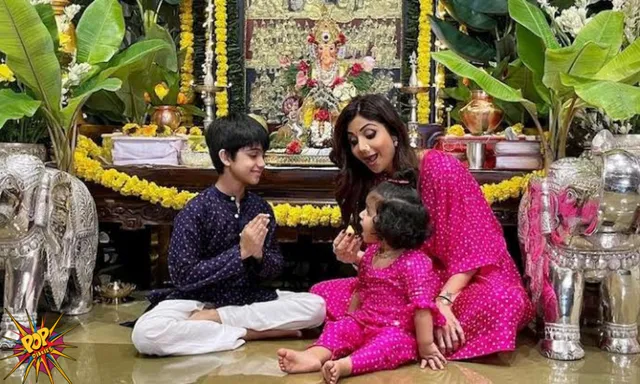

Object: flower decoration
[314,109,331,122]
[510,123,524,135]
[0,64,16,83]
[141,124,159,137]
[447,124,465,136]
[350,63,363,77]
[189,127,203,136]
[417,0,433,124]
[179,0,195,100]
[154,83,170,101]
[285,140,303,155]
[122,123,140,136]
[214,0,229,117]
[175,126,188,135]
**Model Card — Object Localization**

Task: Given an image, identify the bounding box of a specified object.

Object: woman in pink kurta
[311,94,533,360]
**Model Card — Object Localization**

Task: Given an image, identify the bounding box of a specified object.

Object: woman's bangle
[437,295,454,306]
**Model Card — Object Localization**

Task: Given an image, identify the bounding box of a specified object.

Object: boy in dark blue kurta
[132,114,325,356]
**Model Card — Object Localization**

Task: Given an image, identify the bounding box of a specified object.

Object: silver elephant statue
[518,131,640,360]
[0,154,98,348]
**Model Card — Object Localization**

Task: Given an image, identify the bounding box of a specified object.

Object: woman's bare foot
[321,358,352,384]
[277,349,323,373]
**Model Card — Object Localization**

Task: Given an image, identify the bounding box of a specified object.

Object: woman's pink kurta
[311,150,534,360]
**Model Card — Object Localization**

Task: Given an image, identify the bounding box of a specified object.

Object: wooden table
[88,166,523,239]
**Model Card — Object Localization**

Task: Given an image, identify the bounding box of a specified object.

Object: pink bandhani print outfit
[311,150,534,360]
[313,244,443,375]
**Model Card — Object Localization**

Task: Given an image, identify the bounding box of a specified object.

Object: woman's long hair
[330,94,419,226]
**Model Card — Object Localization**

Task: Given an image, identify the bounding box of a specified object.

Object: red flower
[298,61,310,73]
[307,34,316,44]
[306,78,318,88]
[286,140,303,155]
[314,109,331,121]
[350,63,363,77]
[332,77,345,87]
[338,33,347,45]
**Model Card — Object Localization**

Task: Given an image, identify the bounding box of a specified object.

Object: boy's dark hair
[371,169,430,250]
[205,113,270,173]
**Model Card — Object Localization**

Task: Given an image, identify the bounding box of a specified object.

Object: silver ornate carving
[519,130,640,361]
[0,154,98,349]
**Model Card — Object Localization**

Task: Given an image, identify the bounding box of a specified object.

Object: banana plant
[433,0,640,169]
[430,0,515,65]
[0,0,170,172]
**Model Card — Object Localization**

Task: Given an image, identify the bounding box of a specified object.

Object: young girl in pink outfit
[278,171,446,383]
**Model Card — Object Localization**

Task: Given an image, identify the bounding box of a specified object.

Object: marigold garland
[179,0,195,101]
[75,136,540,226]
[214,0,229,117]
[417,0,432,124]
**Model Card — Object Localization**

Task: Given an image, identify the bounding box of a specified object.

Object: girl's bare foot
[321,358,352,384]
[277,349,323,373]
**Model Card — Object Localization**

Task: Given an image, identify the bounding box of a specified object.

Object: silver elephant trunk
[0,154,98,349]
[519,130,640,361]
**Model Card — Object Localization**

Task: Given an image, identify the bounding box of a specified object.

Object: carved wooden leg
[539,261,586,360]
[600,268,640,354]
[1,253,45,349]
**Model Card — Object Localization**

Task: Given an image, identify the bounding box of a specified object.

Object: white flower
[61,61,92,94]
[555,6,591,37]
[64,4,81,20]
[332,82,357,102]
[30,0,51,5]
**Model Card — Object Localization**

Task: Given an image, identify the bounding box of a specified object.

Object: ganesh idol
[278,14,375,149]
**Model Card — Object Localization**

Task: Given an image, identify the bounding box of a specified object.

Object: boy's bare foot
[277,349,322,373]
[321,358,352,384]
[188,309,221,322]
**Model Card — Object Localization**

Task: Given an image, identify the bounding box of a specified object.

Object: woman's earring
[392,138,398,147]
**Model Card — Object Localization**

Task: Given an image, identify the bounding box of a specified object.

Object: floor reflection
[0,301,636,384]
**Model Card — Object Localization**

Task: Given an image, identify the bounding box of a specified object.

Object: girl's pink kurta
[311,150,534,360]
[313,244,443,374]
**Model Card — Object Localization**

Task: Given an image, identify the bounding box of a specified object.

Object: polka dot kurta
[313,244,443,375]
[311,150,534,360]
[147,187,283,307]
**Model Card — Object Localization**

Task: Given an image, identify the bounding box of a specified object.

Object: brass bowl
[95,281,136,305]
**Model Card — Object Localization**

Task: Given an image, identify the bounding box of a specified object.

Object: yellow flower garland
[417,0,432,124]
[179,0,195,101]
[75,136,541,227]
[214,0,229,117]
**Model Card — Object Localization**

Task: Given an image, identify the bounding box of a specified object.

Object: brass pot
[460,90,504,135]
[151,106,182,131]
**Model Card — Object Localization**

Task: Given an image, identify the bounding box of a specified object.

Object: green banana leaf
[61,78,122,129]
[0,0,61,117]
[430,16,497,63]
[145,15,178,72]
[432,51,527,104]
[516,24,545,75]
[441,0,498,32]
[508,0,559,49]
[0,89,41,127]
[561,74,640,121]
[34,3,58,50]
[76,0,125,65]
[573,11,624,61]
[543,42,610,92]
[75,39,170,95]
[465,0,508,14]
[595,38,640,84]
[117,74,148,124]
[85,90,126,120]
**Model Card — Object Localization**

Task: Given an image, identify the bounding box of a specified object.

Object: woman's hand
[332,230,362,264]
[419,342,446,370]
[435,302,466,355]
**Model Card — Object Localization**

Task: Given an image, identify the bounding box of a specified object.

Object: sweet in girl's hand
[345,225,355,235]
